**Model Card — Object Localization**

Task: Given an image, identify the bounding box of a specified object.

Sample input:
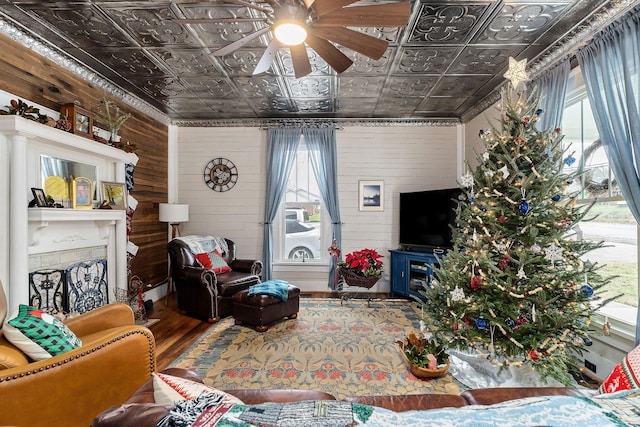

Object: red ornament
[470,275,483,290]
[453,323,459,331]
[528,349,540,361]
[499,256,510,271]
[522,116,531,126]
[499,214,507,223]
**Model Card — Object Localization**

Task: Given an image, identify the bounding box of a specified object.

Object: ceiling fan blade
[173,18,268,24]
[312,3,411,27]
[311,27,388,60]
[305,33,353,74]
[211,27,271,56]
[310,0,360,18]
[302,0,316,9]
[253,39,280,75]
[290,44,312,78]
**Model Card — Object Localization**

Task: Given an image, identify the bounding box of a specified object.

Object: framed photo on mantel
[101,181,127,210]
[72,177,93,209]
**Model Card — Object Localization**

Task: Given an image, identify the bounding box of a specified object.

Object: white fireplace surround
[0,115,138,310]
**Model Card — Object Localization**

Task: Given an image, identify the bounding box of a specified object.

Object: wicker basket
[397,341,450,378]
[338,267,381,289]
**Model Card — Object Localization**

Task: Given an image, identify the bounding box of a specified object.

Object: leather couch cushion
[0,334,30,369]
[344,394,467,411]
[217,272,261,296]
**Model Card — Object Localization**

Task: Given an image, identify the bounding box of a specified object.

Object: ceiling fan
[176,0,411,78]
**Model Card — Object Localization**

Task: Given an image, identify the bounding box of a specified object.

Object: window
[274,139,328,263]
[562,67,638,330]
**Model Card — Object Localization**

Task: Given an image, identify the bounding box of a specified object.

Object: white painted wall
[175,125,459,293]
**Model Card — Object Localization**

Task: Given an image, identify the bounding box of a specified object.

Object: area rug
[170,298,462,399]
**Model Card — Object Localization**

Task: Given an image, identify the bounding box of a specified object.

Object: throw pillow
[194,251,231,274]
[3,305,82,361]
[152,372,244,405]
[598,344,640,394]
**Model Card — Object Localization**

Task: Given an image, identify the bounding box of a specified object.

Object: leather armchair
[168,237,262,323]
[0,280,156,427]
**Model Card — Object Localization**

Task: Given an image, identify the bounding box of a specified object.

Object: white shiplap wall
[176,125,460,292]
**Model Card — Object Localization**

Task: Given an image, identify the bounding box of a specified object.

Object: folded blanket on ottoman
[247,280,290,301]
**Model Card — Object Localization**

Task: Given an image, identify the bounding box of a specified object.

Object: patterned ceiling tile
[217,48,265,75]
[382,76,440,97]
[280,47,334,76]
[85,47,167,77]
[430,75,494,97]
[338,77,387,97]
[125,77,189,100]
[336,98,378,117]
[291,98,335,114]
[417,96,467,112]
[342,48,395,75]
[234,76,288,98]
[408,3,492,44]
[180,78,238,99]
[246,98,297,116]
[286,77,332,98]
[27,4,131,48]
[473,3,571,44]
[393,47,458,74]
[358,27,404,44]
[148,48,222,77]
[373,97,423,116]
[101,5,195,47]
[200,99,256,118]
[446,46,519,75]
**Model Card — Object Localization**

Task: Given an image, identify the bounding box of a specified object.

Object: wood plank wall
[0,33,169,289]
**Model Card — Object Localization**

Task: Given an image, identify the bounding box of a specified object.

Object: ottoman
[232,283,300,332]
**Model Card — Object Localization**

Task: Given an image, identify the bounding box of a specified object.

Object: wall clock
[61,103,93,139]
[203,158,238,192]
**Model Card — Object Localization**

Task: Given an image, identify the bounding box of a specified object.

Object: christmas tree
[420,64,614,385]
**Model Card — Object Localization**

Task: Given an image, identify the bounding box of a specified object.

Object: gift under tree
[420,59,615,385]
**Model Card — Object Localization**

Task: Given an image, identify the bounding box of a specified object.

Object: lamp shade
[159,203,189,223]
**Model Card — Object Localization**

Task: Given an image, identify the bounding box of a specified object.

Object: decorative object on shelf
[203,157,238,192]
[30,187,48,207]
[0,98,40,120]
[359,180,384,211]
[398,331,449,378]
[159,203,189,239]
[60,103,93,138]
[72,176,93,209]
[101,181,128,209]
[96,98,131,144]
[337,248,383,289]
[66,259,108,314]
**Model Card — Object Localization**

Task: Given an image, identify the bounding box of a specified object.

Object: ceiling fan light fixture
[274,21,307,46]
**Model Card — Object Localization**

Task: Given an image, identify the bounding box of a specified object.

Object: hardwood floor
[146,291,389,370]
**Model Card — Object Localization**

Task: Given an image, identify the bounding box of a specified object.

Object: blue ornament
[564,156,576,166]
[580,284,594,297]
[518,199,530,215]
[584,337,593,346]
[475,317,488,329]
[551,194,562,202]
[469,189,476,203]
[535,108,543,116]
[505,318,516,329]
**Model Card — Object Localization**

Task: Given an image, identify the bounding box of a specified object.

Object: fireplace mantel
[0,115,137,309]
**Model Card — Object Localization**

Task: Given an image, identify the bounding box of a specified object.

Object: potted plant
[337,248,383,289]
[398,331,449,378]
[97,98,131,143]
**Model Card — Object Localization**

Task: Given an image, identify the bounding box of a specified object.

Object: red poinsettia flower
[339,248,383,277]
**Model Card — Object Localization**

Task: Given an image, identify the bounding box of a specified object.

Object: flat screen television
[399,187,463,253]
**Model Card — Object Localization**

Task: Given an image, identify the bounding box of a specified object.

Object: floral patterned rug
[170,298,462,399]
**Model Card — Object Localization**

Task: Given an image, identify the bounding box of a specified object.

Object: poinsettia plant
[339,248,383,278]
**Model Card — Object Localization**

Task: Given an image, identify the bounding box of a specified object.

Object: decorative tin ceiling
[0,0,635,124]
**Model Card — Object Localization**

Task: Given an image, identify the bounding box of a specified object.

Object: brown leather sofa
[168,237,263,323]
[0,279,156,427]
[92,367,595,426]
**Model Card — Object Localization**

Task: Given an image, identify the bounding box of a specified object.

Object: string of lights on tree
[419,57,617,385]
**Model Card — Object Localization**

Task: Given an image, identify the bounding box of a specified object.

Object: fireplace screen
[67,259,108,314]
[29,269,66,314]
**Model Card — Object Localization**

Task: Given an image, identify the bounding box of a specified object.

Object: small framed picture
[101,181,127,210]
[359,180,384,211]
[72,177,93,209]
[31,187,48,207]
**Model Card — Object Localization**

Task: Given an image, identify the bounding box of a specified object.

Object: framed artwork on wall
[72,177,93,209]
[359,180,384,212]
[101,181,127,209]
